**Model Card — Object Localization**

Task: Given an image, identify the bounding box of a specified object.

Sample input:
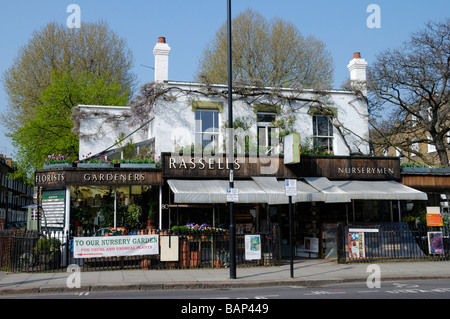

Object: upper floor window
[195,110,219,152]
[257,112,276,155]
[313,115,333,152]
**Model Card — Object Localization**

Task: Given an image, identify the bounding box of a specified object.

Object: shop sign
[168,156,241,170]
[73,235,159,258]
[35,170,162,187]
[337,166,395,176]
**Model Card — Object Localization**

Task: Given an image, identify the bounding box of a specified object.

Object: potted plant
[126,204,144,230]
[43,154,75,169]
[77,153,112,168]
[34,237,62,269]
[120,157,158,168]
[146,206,155,229]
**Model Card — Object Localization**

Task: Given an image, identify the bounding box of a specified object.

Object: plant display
[44,154,75,164]
[126,204,144,230]
[79,153,111,164]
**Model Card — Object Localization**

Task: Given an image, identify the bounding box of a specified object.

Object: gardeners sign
[73,235,159,258]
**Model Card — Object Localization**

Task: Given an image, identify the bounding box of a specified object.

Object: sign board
[426,206,443,226]
[426,214,443,226]
[227,188,239,202]
[244,235,261,260]
[427,232,444,254]
[304,237,319,253]
[41,190,65,230]
[160,235,179,261]
[348,232,366,258]
[73,235,159,258]
[283,133,300,164]
[285,179,297,196]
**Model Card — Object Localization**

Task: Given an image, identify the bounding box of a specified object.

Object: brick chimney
[347,52,367,96]
[153,37,171,82]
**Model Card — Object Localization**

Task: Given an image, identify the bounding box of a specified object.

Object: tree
[195,8,334,89]
[1,21,135,177]
[368,19,450,165]
[10,68,129,177]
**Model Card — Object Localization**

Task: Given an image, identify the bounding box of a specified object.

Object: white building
[77,37,370,160]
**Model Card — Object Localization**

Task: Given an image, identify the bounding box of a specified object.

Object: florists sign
[73,235,159,258]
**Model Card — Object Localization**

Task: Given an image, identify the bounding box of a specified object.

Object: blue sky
[0,0,449,158]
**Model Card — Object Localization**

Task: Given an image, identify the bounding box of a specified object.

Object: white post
[159,185,162,230]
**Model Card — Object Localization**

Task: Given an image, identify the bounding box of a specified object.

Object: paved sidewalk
[1,259,450,295]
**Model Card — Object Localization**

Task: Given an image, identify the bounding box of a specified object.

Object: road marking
[305,291,346,296]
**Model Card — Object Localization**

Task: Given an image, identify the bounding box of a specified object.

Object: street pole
[227,0,236,280]
[289,195,294,278]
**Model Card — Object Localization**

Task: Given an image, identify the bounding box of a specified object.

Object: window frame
[312,114,334,152]
[194,109,220,152]
[256,112,277,154]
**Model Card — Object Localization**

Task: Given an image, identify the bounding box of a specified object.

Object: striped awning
[304,177,351,203]
[168,177,324,204]
[251,177,324,204]
[167,177,428,204]
[167,179,267,204]
[331,180,428,201]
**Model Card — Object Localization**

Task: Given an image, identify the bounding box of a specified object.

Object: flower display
[184,223,227,233]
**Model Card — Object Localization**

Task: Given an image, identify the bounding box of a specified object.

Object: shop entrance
[70,185,159,236]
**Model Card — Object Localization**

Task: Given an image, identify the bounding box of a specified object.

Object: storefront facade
[34,167,162,237]
[160,153,428,259]
[33,152,429,268]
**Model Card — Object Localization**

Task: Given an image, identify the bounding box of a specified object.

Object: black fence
[337,222,450,263]
[0,230,68,272]
[0,225,281,272]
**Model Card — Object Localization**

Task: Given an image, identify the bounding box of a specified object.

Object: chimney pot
[347,51,368,96]
[153,37,171,82]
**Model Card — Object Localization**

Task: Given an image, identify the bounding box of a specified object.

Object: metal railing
[0,225,281,272]
[72,226,281,272]
[0,229,68,272]
[337,222,450,263]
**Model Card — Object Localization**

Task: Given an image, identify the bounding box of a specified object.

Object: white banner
[73,235,159,258]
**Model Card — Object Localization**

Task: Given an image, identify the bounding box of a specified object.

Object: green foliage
[99,203,145,230]
[9,68,128,179]
[34,238,61,255]
[300,136,334,155]
[196,9,334,89]
[126,204,143,230]
[400,162,428,168]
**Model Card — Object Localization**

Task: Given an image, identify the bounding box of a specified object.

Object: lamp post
[227,0,236,280]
